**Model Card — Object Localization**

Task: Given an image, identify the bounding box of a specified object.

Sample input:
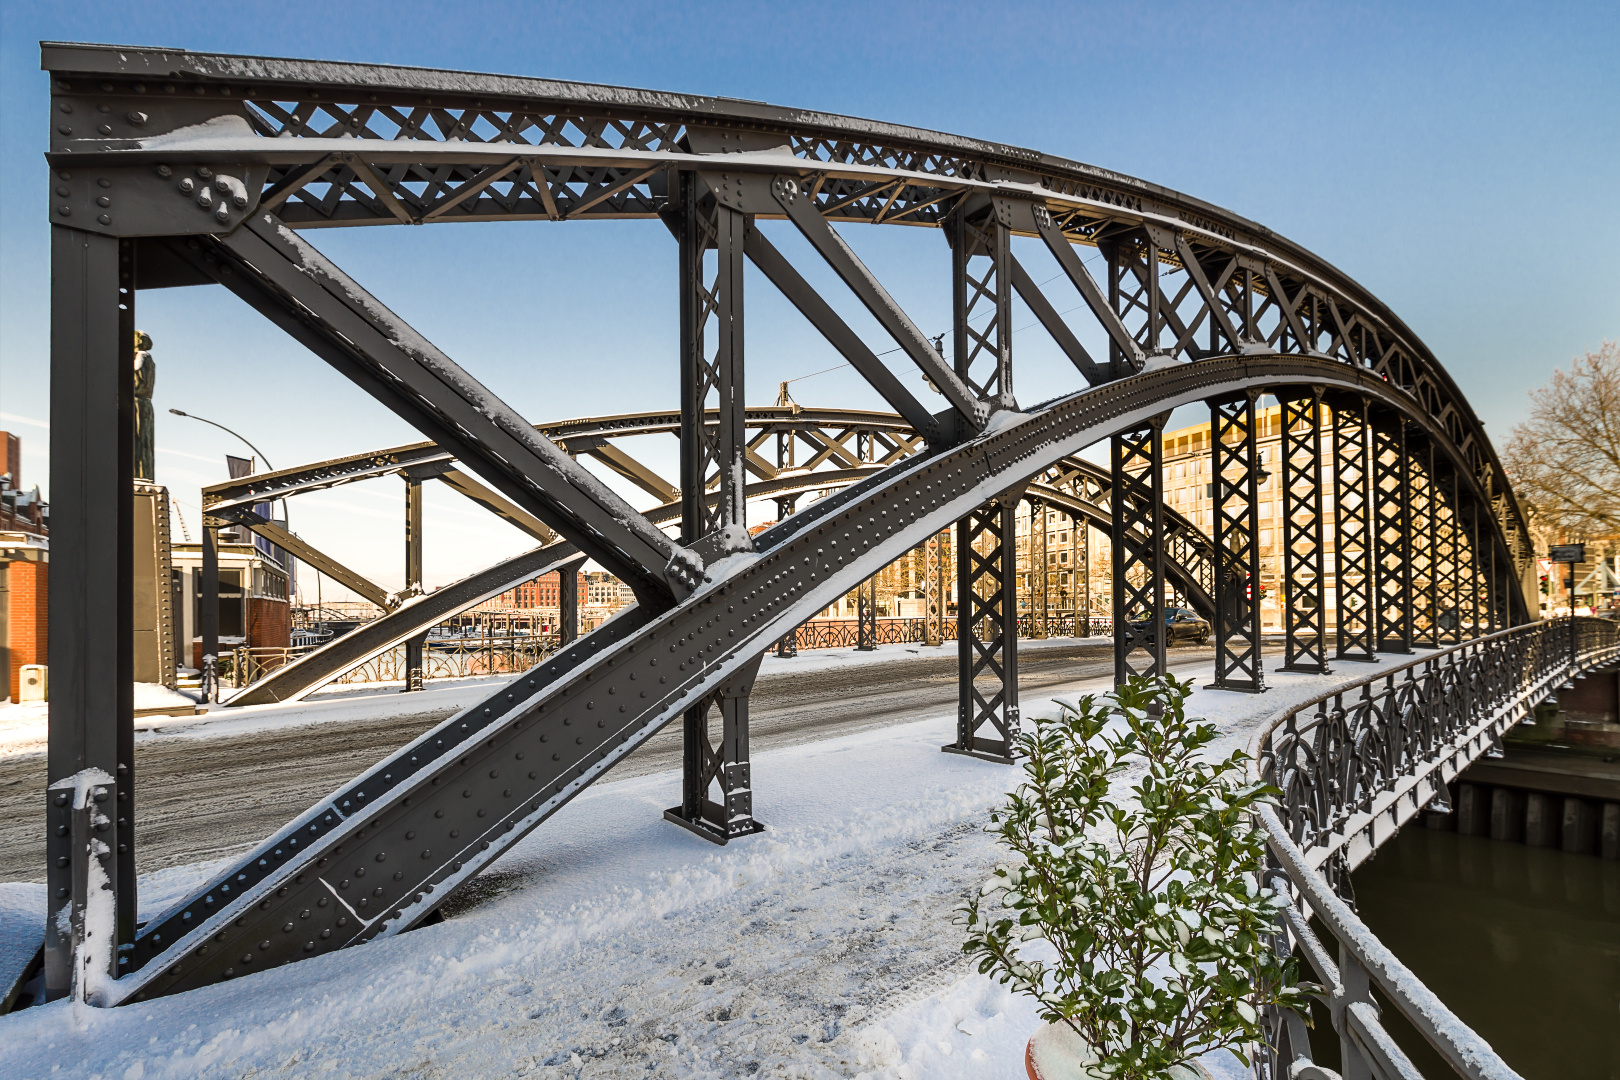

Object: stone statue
[134,330,155,480]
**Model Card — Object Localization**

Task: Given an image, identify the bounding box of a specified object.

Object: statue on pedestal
[134,330,155,481]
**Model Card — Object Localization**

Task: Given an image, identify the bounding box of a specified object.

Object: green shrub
[959,675,1312,1078]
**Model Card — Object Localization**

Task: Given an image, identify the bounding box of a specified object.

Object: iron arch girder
[43,44,1530,571]
[118,353,1467,1004]
[227,460,1220,706]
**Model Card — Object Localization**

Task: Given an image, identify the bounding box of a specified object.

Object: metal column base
[941,741,1017,766]
[1202,680,1268,694]
[661,807,767,846]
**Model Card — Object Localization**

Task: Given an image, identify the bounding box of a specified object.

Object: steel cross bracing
[1111,421,1168,683]
[37,44,1541,1010]
[1279,390,1329,674]
[1371,415,1414,654]
[214,408,1235,707]
[1331,396,1377,662]
[1208,394,1265,692]
[40,43,1535,566]
[946,500,1019,762]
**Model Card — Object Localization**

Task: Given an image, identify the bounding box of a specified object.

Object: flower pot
[1025,1021,1210,1080]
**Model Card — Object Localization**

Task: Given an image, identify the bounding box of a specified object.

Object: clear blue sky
[1,1,1615,596]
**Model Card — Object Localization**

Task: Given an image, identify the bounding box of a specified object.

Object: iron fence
[225,635,559,688]
[1249,617,1620,1080]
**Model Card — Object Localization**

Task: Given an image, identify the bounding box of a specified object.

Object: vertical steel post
[1112,419,1168,684]
[1409,439,1437,648]
[1208,393,1265,692]
[403,476,425,692]
[46,228,134,1002]
[924,531,944,646]
[1372,413,1414,653]
[946,499,1019,761]
[1032,501,1048,639]
[1332,397,1376,662]
[1080,515,1091,637]
[1281,390,1330,673]
[669,171,759,841]
[558,568,578,646]
[856,575,877,650]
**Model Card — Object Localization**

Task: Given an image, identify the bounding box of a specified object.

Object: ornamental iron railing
[1249,616,1620,1080]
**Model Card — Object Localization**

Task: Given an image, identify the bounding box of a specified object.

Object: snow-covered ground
[0,651,1396,1079]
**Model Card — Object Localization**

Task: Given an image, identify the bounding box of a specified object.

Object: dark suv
[1127,607,1211,646]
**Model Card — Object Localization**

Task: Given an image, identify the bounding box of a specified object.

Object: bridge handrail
[1246,617,1620,1080]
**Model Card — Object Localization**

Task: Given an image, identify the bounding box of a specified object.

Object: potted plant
[958,675,1312,1079]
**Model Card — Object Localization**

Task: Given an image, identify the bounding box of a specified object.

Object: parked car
[1127,606,1211,646]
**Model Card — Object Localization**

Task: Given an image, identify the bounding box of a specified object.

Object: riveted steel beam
[45,227,135,1002]
[770,175,987,431]
[167,215,701,607]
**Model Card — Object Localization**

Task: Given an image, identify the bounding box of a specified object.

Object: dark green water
[1349,826,1620,1079]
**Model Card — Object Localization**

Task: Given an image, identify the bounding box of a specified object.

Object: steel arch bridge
[36,42,1542,1076]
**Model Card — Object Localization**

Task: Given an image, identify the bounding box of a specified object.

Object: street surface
[0,642,1216,882]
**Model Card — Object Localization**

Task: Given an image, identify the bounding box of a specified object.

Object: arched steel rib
[121,354,1456,1003]
[44,42,1533,594]
[217,407,1224,705]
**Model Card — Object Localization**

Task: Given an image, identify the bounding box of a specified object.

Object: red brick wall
[7,560,47,702]
[247,598,290,650]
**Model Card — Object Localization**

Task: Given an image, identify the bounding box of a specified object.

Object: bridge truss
[36,43,1537,1074]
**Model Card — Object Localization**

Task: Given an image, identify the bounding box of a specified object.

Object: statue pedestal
[133,480,176,689]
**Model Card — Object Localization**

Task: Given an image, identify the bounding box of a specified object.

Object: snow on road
[1,652,1396,1079]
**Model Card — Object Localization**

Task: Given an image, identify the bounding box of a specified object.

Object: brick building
[1,432,49,701]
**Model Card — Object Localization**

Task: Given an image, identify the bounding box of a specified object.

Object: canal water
[1349,825,1620,1078]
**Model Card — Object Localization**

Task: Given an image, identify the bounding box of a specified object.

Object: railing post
[1334,943,1377,1080]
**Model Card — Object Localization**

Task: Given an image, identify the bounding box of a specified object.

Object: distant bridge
[33,41,1550,1079]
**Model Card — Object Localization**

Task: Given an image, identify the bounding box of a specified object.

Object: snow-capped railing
[1248,617,1620,1080]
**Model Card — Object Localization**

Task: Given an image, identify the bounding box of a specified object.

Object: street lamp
[168,408,275,472]
[170,406,294,571]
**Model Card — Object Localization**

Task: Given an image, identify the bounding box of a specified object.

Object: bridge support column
[1433,464,1462,645]
[1113,418,1168,684]
[1372,413,1414,653]
[1281,389,1330,673]
[664,658,766,845]
[924,530,946,646]
[45,228,137,1002]
[856,575,878,650]
[1409,439,1438,648]
[1208,393,1265,692]
[1031,501,1048,639]
[403,476,425,692]
[1331,397,1376,661]
[946,499,1019,762]
[670,172,761,841]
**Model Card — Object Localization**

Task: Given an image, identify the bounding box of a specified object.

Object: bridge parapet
[1250,617,1620,1080]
